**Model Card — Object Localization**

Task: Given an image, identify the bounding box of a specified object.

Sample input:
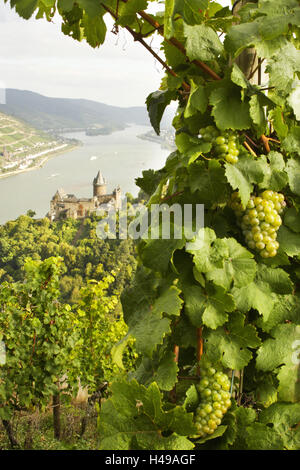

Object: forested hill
[0,213,137,303]
[0,88,151,131]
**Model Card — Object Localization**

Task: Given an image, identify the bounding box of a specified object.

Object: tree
[6,0,300,450]
[0,257,78,445]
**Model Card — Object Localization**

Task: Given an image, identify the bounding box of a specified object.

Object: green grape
[207,367,216,376]
[256,241,265,250]
[204,404,213,414]
[230,190,285,259]
[215,136,226,145]
[212,382,221,391]
[203,133,212,142]
[193,365,232,439]
[200,126,241,164]
[208,419,217,429]
[248,240,256,249]
[249,217,260,226]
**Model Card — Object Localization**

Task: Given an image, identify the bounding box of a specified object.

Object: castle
[48,171,121,221]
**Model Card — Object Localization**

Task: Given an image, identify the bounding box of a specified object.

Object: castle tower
[93,170,107,197]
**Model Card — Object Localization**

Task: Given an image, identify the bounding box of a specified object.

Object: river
[0,125,171,225]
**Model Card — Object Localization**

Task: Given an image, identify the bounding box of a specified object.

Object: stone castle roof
[93,170,106,186]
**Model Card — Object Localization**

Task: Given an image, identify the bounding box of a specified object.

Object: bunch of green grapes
[230,190,286,258]
[199,125,240,164]
[193,365,231,438]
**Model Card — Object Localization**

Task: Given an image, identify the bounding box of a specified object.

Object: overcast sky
[0,1,230,107]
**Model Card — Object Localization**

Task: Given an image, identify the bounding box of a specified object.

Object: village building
[48,170,121,221]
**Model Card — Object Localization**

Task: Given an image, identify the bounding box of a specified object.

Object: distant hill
[0,89,155,131]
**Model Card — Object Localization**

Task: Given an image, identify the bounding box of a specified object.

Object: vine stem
[101,3,190,92]
[169,344,180,403]
[261,134,271,153]
[243,140,257,158]
[174,344,180,363]
[161,190,184,202]
[137,10,221,81]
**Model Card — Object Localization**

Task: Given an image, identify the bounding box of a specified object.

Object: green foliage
[70,278,137,392]
[0,257,78,420]
[99,380,196,450]
[6,0,300,451]
[0,214,136,303]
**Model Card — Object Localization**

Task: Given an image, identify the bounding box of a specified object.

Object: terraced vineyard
[0,112,72,175]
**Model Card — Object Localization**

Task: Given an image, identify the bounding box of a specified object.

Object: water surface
[0,125,170,224]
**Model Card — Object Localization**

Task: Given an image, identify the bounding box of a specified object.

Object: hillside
[0,111,76,175]
[0,88,152,131]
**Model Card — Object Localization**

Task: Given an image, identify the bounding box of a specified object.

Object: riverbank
[0,142,80,179]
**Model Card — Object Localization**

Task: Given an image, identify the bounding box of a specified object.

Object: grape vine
[4,0,300,451]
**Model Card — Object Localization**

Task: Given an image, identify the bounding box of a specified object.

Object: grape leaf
[277,226,300,256]
[224,22,260,57]
[164,0,209,38]
[133,350,179,391]
[141,238,186,273]
[255,264,293,295]
[242,423,284,450]
[10,0,39,19]
[122,281,184,356]
[256,293,300,333]
[81,12,106,47]
[266,43,300,96]
[204,311,261,370]
[259,402,300,450]
[77,0,104,16]
[117,0,148,26]
[286,157,300,196]
[131,312,171,357]
[58,0,74,11]
[231,63,249,90]
[182,283,235,329]
[256,323,300,402]
[188,160,228,206]
[269,107,289,139]
[99,380,196,450]
[233,407,257,450]
[184,80,208,118]
[205,237,257,290]
[184,23,224,61]
[135,168,165,197]
[176,133,212,160]
[146,90,176,135]
[209,81,252,130]
[186,227,227,273]
[284,208,300,233]
[225,154,265,208]
[288,81,300,120]
[175,0,209,25]
[249,94,268,136]
[232,265,292,321]
[259,152,288,192]
[183,384,199,413]
[255,380,278,409]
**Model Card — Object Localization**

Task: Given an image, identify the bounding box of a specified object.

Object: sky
[0,0,231,108]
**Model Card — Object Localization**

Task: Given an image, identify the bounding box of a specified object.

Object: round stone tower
[93,170,107,197]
